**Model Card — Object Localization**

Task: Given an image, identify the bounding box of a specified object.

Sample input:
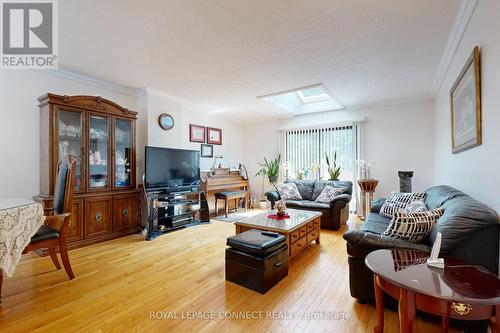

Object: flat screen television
[145,146,200,190]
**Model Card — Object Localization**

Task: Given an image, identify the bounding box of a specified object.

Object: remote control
[262,231,279,238]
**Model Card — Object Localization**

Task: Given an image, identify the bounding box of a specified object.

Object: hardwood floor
[0,215,455,332]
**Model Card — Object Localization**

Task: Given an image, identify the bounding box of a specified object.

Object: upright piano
[200,170,250,216]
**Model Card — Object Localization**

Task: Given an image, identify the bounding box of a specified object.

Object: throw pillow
[315,185,343,203]
[404,199,428,214]
[382,208,444,243]
[379,192,428,218]
[277,183,302,200]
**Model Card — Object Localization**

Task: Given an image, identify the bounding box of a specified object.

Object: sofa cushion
[285,200,330,210]
[360,213,392,235]
[382,208,444,243]
[424,185,467,210]
[312,180,352,200]
[429,194,499,252]
[286,180,315,200]
[380,192,427,218]
[276,183,302,200]
[315,185,343,203]
[404,199,428,213]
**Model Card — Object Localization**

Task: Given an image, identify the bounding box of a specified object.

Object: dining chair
[23,157,76,280]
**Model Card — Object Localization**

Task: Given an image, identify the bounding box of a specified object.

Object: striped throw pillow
[382,208,444,243]
[380,192,427,218]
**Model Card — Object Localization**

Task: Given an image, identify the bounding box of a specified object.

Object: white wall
[243,100,436,199]
[142,90,244,172]
[0,70,140,200]
[434,0,500,213]
[0,72,245,200]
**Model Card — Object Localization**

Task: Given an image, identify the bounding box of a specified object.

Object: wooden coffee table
[234,209,322,260]
[365,249,500,333]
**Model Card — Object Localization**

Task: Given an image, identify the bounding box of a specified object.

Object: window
[296,86,331,104]
[257,83,344,115]
[280,124,361,212]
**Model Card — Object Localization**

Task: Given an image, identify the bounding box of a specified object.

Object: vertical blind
[279,124,361,212]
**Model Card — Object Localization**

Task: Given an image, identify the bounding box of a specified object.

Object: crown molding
[345,95,433,111]
[45,66,138,96]
[135,87,186,105]
[431,0,478,96]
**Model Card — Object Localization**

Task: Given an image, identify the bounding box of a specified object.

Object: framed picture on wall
[200,144,213,158]
[207,127,222,145]
[190,124,206,143]
[450,46,481,154]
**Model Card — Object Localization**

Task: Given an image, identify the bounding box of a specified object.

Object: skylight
[296,85,331,104]
[257,83,344,115]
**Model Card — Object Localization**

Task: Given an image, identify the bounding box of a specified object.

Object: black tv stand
[144,186,210,241]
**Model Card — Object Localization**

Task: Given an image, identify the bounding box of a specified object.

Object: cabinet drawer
[290,229,300,243]
[313,218,320,228]
[306,222,314,232]
[291,236,307,257]
[299,225,307,237]
[113,194,140,231]
[307,228,319,243]
[85,196,113,237]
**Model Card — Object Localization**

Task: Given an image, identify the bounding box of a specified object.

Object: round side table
[365,249,500,333]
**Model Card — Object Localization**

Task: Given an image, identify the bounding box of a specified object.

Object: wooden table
[234,209,322,260]
[0,199,45,296]
[365,249,500,333]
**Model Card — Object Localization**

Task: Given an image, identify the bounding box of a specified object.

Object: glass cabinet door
[58,109,84,191]
[114,119,133,188]
[88,115,110,189]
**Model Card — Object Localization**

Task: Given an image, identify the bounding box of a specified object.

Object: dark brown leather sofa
[266,180,352,230]
[343,185,499,306]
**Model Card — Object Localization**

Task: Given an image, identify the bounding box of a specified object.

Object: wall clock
[158,113,174,130]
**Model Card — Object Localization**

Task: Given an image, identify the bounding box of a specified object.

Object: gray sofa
[343,185,499,305]
[265,180,352,230]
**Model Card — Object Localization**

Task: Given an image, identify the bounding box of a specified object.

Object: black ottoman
[225,229,288,294]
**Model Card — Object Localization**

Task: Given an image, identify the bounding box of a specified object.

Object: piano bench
[214,191,248,218]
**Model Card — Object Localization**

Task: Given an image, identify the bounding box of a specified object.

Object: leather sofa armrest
[329,194,351,208]
[265,191,281,208]
[343,230,430,253]
[370,198,386,213]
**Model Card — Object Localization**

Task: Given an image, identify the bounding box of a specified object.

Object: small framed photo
[190,124,205,143]
[200,144,213,158]
[207,127,222,145]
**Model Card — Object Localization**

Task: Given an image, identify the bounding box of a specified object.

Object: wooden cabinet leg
[441,316,449,333]
[225,198,229,218]
[492,305,500,333]
[399,289,416,333]
[374,275,384,333]
[441,301,450,333]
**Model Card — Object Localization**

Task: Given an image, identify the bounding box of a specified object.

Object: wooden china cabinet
[35,94,141,250]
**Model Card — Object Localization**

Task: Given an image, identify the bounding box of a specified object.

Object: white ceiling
[59,0,462,123]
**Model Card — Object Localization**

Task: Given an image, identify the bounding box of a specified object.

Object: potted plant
[325,151,341,181]
[256,155,281,209]
[256,154,281,183]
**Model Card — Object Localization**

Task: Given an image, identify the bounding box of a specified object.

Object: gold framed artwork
[450,46,481,154]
